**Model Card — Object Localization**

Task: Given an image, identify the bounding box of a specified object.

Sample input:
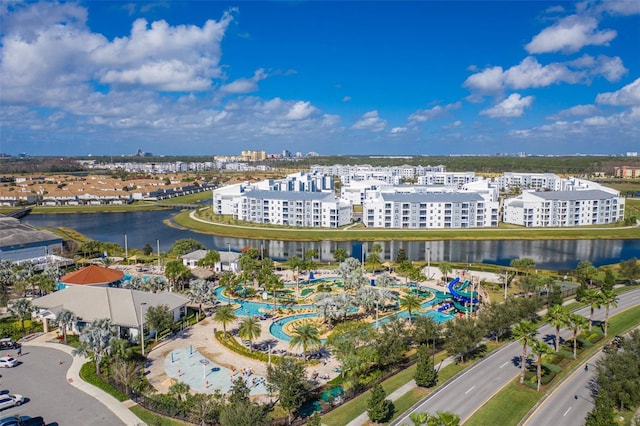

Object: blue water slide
[448,277,479,304]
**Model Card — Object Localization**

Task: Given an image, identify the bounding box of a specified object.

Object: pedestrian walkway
[23,332,146,426]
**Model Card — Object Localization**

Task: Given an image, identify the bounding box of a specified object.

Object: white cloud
[596,77,640,106]
[285,101,318,120]
[597,0,640,16]
[464,55,626,95]
[221,69,268,94]
[390,127,407,134]
[409,102,461,123]
[547,104,599,120]
[480,93,534,118]
[525,15,616,54]
[342,96,352,102]
[351,110,387,132]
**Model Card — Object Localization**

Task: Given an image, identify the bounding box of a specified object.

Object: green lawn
[174,209,640,242]
[129,405,192,426]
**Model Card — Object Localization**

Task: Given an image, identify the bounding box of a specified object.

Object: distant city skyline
[1,1,638,157]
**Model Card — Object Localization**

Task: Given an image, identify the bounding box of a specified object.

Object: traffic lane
[394,289,640,424]
[525,351,605,426]
[0,346,125,426]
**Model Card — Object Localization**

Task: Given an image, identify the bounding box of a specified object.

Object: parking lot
[0,346,125,426]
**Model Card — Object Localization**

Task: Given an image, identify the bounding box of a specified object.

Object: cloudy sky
[1,1,639,157]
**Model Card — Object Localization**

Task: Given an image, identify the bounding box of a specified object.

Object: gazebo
[58,264,125,289]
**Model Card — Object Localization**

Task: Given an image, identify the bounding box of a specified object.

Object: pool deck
[145,313,342,400]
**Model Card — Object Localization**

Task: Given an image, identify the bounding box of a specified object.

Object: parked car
[0,339,20,350]
[0,394,23,411]
[0,416,44,426]
[0,415,30,426]
[0,357,17,368]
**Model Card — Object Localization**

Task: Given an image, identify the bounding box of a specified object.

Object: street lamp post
[140,302,148,356]
[124,233,128,264]
[227,243,231,272]
[426,247,431,281]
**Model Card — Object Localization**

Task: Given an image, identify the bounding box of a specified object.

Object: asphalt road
[393,288,640,425]
[0,346,125,426]
[523,351,604,426]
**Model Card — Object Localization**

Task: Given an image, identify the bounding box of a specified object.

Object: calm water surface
[24,211,640,270]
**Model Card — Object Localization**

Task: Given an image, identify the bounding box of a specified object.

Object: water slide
[448,277,480,306]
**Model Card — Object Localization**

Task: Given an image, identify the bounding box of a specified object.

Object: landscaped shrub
[79,361,129,401]
[586,332,604,343]
[214,331,282,364]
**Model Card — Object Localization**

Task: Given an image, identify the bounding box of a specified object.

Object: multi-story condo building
[362,192,499,228]
[416,172,478,188]
[503,189,625,227]
[496,172,564,191]
[234,190,351,227]
[614,166,640,179]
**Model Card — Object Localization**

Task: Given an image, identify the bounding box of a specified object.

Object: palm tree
[434,411,461,426]
[54,308,76,344]
[583,289,602,331]
[186,279,217,320]
[72,318,115,375]
[438,262,453,284]
[289,321,322,361]
[567,313,587,359]
[512,320,537,383]
[213,305,236,337]
[530,339,553,391]
[314,294,336,324]
[546,305,568,352]
[333,248,349,263]
[600,289,618,336]
[399,293,422,326]
[197,250,221,269]
[9,298,32,332]
[238,316,261,352]
[217,272,236,305]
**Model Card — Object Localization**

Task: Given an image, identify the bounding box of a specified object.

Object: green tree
[213,305,236,336]
[546,305,568,352]
[583,289,602,331]
[444,317,483,363]
[397,260,415,284]
[145,304,174,343]
[585,393,616,426]
[414,344,437,387]
[602,270,616,291]
[376,317,409,368]
[54,308,76,344]
[197,250,221,269]
[367,243,383,272]
[438,262,453,283]
[306,411,321,426]
[477,301,512,343]
[289,321,322,361]
[266,357,309,425]
[218,272,236,305]
[220,377,267,426]
[548,284,563,307]
[333,248,349,263]
[186,279,217,320]
[510,257,536,276]
[530,339,553,391]
[9,298,32,332]
[512,320,537,384]
[238,316,261,352]
[112,358,138,394]
[72,318,115,375]
[164,260,191,292]
[367,382,393,423]
[600,289,618,337]
[576,260,598,287]
[169,238,206,256]
[399,293,422,325]
[618,257,640,283]
[395,248,407,263]
[326,321,377,381]
[187,392,224,426]
[169,382,191,402]
[142,243,154,256]
[567,313,587,359]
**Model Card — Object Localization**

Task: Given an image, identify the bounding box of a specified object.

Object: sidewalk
[23,332,146,426]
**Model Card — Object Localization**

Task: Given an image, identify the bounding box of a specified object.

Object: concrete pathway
[23,332,146,426]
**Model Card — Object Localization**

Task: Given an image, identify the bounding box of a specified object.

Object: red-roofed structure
[60,264,125,287]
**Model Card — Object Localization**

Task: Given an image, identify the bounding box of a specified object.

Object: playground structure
[437,277,481,315]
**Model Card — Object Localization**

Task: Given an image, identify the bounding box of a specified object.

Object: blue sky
[1,1,639,157]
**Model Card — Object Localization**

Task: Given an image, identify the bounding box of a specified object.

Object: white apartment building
[362,192,499,229]
[503,190,625,227]
[234,190,351,227]
[340,179,394,205]
[496,172,563,191]
[416,172,478,188]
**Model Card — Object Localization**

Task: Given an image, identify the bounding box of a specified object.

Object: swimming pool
[373,308,454,327]
[214,286,313,317]
[269,313,317,342]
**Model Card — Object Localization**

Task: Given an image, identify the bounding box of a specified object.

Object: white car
[0,394,23,411]
[0,357,17,368]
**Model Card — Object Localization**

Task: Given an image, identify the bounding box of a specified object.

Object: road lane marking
[465,385,475,395]
[564,407,572,416]
[500,361,509,368]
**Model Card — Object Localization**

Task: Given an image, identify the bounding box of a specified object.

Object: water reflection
[24,211,640,270]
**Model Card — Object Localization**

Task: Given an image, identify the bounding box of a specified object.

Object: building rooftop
[0,216,62,250]
[60,265,125,286]
[380,192,484,203]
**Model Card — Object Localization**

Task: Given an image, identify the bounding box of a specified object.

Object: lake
[23,210,640,270]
